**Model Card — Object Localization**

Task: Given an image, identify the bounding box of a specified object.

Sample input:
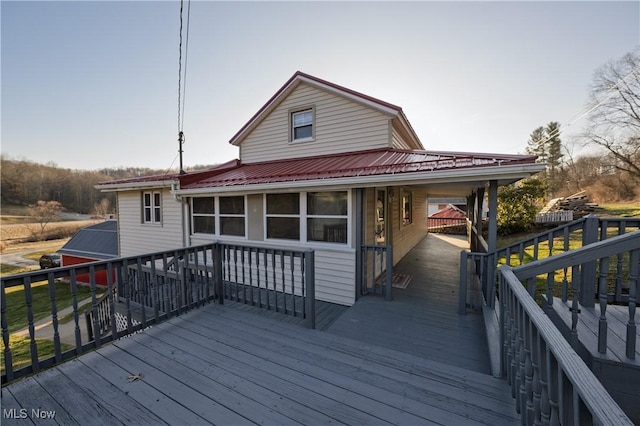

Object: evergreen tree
[545,121,564,197]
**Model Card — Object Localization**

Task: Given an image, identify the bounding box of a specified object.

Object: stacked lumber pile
[536,191,601,223]
[555,191,601,217]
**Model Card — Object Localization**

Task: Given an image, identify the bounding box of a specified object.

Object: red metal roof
[179,148,538,190]
[429,204,467,219]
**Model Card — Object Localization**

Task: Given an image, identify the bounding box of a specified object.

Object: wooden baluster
[24,276,39,372]
[1,279,15,380]
[570,265,580,349]
[272,251,278,312]
[546,271,555,308]
[48,272,61,361]
[561,227,569,303]
[519,242,524,265]
[281,251,287,314]
[614,223,625,302]
[106,263,118,340]
[69,269,82,351]
[540,338,551,426]
[627,249,638,359]
[290,251,296,316]
[150,255,160,320]
[518,304,527,417]
[597,256,610,354]
[547,351,560,426]
[530,324,542,425]
[533,237,539,261]
[162,254,170,315]
[525,316,535,425]
[511,296,519,400]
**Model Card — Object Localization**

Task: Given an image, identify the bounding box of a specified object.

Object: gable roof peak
[229,71,405,147]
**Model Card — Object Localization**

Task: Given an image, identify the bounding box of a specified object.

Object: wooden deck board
[187,307,518,424]
[549,298,640,365]
[328,233,492,374]
[3,299,517,425]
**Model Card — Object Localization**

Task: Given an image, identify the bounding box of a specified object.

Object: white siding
[117,189,184,257]
[191,236,356,306]
[390,187,429,265]
[391,127,412,150]
[240,83,391,163]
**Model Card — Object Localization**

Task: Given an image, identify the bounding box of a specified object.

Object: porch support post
[467,193,475,249]
[488,180,498,253]
[476,187,485,252]
[355,188,364,300]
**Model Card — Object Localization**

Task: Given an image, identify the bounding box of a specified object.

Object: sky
[1,1,639,171]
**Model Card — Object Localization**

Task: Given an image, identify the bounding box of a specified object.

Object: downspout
[171,183,189,248]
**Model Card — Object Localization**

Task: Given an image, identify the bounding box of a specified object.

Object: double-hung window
[307,191,348,243]
[290,108,314,142]
[219,196,245,236]
[192,197,215,234]
[143,191,161,224]
[266,193,300,240]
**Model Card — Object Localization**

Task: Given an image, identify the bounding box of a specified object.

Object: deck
[2,234,518,425]
[328,233,491,374]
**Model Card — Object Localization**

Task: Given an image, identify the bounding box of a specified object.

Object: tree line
[0,157,172,215]
[524,48,640,203]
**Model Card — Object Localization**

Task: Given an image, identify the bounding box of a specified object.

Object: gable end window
[143,191,162,224]
[290,107,314,142]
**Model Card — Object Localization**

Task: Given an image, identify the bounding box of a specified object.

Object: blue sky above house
[1,1,638,171]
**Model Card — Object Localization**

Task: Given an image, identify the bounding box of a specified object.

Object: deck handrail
[1,242,316,385]
[499,266,633,425]
[460,215,640,311]
[512,231,639,361]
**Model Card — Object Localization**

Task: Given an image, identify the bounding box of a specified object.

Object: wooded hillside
[0,156,172,214]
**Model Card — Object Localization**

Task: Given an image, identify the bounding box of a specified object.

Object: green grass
[1,334,72,375]
[0,264,35,275]
[3,280,94,332]
[598,203,640,218]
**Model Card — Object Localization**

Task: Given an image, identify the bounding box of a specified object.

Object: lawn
[1,335,72,375]
[3,280,94,332]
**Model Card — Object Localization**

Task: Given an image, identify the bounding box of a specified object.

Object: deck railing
[510,231,639,361]
[1,242,315,385]
[219,243,316,328]
[460,215,640,311]
[360,245,393,300]
[499,265,633,425]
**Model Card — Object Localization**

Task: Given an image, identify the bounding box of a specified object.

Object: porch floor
[327,233,492,374]
[2,300,518,425]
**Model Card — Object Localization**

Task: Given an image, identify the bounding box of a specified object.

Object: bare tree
[584,48,640,181]
[92,198,111,218]
[27,200,63,241]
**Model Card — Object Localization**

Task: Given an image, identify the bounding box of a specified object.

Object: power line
[176,0,191,175]
[511,64,640,153]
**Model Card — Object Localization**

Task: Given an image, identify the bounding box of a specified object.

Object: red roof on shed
[178,148,538,190]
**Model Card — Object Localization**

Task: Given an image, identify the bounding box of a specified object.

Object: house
[58,220,118,285]
[427,203,468,233]
[97,71,544,306]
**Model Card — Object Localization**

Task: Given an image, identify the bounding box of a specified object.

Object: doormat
[392,273,412,289]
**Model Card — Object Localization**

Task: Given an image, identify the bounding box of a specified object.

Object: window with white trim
[307,191,347,243]
[219,196,245,236]
[266,193,300,240]
[290,108,314,142]
[143,191,162,224]
[192,197,215,234]
[402,191,413,226]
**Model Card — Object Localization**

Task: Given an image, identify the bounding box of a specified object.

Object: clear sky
[2,1,639,171]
